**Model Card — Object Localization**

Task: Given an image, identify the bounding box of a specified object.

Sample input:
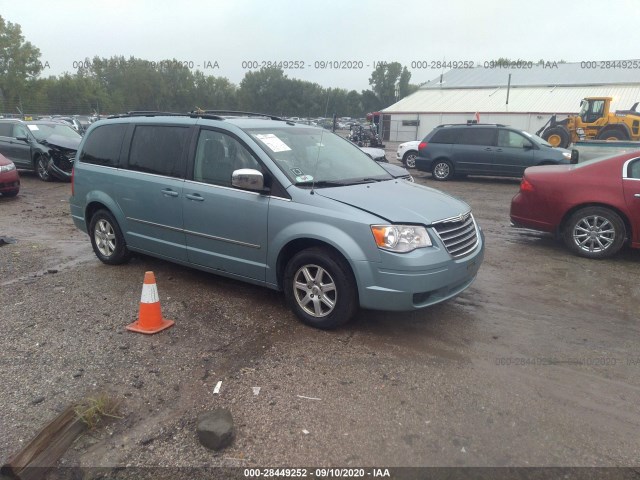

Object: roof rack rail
[190,109,285,121]
[436,123,506,128]
[108,111,225,120]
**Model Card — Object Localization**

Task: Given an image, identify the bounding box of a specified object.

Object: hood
[378,162,410,178]
[0,153,13,166]
[42,134,81,151]
[315,180,470,224]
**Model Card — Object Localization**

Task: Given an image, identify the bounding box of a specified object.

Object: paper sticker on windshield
[255,134,291,152]
[27,125,39,131]
[295,175,313,183]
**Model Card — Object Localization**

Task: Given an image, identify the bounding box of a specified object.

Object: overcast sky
[2,0,639,91]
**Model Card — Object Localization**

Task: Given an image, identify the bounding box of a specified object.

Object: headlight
[0,162,16,173]
[371,225,432,252]
[562,152,571,160]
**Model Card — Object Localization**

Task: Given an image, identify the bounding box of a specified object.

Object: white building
[380,62,640,142]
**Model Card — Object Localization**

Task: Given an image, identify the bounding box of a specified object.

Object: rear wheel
[562,207,626,259]
[283,247,357,329]
[542,127,570,148]
[402,150,418,168]
[432,160,454,181]
[35,154,52,182]
[89,209,131,265]
[596,129,629,141]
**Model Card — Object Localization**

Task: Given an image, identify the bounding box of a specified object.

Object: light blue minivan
[70,112,484,329]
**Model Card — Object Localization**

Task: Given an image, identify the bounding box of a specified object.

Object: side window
[0,123,12,137]
[128,125,189,178]
[498,130,531,148]
[12,124,28,139]
[80,124,127,167]
[193,130,261,187]
[430,128,458,144]
[458,128,495,146]
[628,159,640,179]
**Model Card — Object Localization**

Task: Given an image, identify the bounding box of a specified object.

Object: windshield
[27,123,82,142]
[246,127,391,186]
[522,130,552,147]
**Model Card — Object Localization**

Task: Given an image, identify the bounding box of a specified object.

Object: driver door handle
[635,194,640,198]
[161,189,179,197]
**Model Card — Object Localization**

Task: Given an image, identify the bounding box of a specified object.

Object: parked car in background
[510,151,640,259]
[0,119,81,181]
[415,123,575,181]
[357,145,414,182]
[52,116,83,132]
[396,140,420,168]
[0,153,20,197]
[70,112,484,329]
[73,115,95,134]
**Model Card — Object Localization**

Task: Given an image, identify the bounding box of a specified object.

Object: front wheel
[89,209,132,265]
[283,247,358,329]
[35,154,52,182]
[542,126,570,148]
[403,151,417,168]
[562,207,626,259]
[432,160,454,181]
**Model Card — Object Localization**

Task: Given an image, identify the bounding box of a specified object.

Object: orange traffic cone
[126,271,174,334]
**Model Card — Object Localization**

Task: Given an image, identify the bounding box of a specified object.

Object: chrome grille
[431,212,479,257]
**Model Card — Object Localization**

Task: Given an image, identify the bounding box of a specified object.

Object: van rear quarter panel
[71,164,123,229]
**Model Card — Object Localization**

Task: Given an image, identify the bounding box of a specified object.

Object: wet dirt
[1,166,639,472]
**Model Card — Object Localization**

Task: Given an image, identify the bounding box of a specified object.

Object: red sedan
[510,151,640,259]
[0,153,20,198]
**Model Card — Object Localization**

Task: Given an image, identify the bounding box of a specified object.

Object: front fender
[267,221,380,286]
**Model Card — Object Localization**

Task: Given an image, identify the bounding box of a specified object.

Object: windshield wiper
[295,180,347,188]
[347,177,387,185]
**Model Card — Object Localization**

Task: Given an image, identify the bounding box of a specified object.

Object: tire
[89,209,132,265]
[431,160,454,181]
[596,129,629,141]
[283,247,358,329]
[562,207,626,259]
[35,154,52,182]
[402,151,418,168]
[542,126,570,148]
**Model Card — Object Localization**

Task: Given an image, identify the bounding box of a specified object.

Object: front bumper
[0,171,20,193]
[353,230,484,311]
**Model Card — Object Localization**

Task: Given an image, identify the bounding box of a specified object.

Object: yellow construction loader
[536,97,640,148]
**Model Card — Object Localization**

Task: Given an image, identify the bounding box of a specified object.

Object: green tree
[398,66,418,99]
[368,61,403,107]
[0,16,42,113]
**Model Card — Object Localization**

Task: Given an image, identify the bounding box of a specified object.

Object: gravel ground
[1,164,639,478]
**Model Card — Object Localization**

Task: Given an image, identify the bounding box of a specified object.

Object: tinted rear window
[80,124,127,167]
[430,128,459,144]
[0,123,14,137]
[458,128,495,146]
[127,125,189,178]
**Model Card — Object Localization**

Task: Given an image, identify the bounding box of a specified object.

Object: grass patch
[73,394,122,430]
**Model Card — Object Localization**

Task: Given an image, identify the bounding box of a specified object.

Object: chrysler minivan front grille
[431,213,479,257]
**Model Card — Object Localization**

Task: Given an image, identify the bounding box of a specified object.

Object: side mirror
[523,143,533,150]
[570,149,579,164]
[232,168,265,192]
[15,135,28,142]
